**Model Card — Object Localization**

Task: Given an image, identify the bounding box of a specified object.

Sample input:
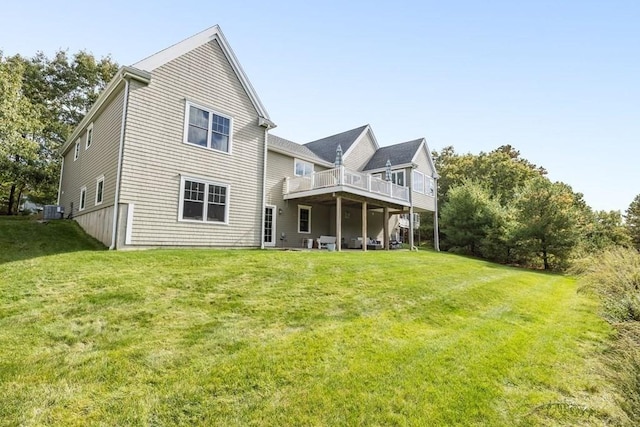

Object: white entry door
[264,205,276,247]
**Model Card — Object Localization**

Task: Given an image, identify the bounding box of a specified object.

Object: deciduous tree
[0,51,118,211]
[0,56,44,214]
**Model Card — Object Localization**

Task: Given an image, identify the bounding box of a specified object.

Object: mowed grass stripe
[0,222,619,426]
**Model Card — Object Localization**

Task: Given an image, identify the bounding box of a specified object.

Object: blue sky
[2,1,638,212]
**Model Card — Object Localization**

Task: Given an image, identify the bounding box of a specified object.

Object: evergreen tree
[625,194,640,251]
[513,178,581,270]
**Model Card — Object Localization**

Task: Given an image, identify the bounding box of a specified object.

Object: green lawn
[0,217,624,425]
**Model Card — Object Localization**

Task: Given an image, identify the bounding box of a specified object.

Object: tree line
[0,50,118,215]
[420,145,640,270]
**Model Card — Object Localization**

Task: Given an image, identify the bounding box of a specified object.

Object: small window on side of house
[95,176,104,205]
[86,123,94,149]
[74,141,80,161]
[79,186,87,211]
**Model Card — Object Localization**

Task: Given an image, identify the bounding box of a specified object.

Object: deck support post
[362,201,367,251]
[336,196,342,252]
[383,206,390,250]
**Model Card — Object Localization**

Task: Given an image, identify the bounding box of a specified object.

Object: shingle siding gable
[119,39,265,247]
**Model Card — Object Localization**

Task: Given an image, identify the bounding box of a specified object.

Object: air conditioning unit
[43,205,64,220]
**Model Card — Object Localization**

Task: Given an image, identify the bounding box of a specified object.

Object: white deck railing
[284,166,410,203]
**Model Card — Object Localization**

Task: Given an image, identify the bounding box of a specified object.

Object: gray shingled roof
[268,134,327,163]
[363,138,424,171]
[303,125,369,163]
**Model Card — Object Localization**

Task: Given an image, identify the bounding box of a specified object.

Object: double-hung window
[179,176,229,224]
[298,205,311,233]
[184,102,232,153]
[294,159,314,176]
[412,170,425,193]
[427,177,435,196]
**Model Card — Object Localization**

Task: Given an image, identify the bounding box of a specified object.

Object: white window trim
[74,141,80,161]
[264,204,277,247]
[85,122,94,149]
[79,186,87,211]
[294,158,314,177]
[178,175,230,225]
[182,100,233,155]
[427,176,435,196]
[413,170,425,193]
[298,205,312,234]
[95,175,104,206]
[391,170,406,187]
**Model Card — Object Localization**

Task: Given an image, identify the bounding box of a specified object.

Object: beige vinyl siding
[265,149,332,246]
[58,87,125,240]
[119,39,265,247]
[411,146,436,212]
[343,131,376,171]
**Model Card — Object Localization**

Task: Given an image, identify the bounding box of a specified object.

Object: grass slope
[0,218,621,426]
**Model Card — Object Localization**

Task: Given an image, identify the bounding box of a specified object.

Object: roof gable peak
[133,25,271,122]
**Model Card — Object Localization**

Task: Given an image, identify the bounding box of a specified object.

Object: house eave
[60,66,151,156]
[267,145,334,168]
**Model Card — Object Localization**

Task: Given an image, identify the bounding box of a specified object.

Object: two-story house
[57,25,438,251]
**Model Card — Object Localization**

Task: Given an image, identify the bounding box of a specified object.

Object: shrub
[574,247,640,322]
[573,247,640,422]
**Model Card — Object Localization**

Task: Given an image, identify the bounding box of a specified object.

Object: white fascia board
[410,138,438,177]
[133,25,272,123]
[343,125,379,158]
[60,66,151,155]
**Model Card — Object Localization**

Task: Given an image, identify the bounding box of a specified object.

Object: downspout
[109,78,130,250]
[56,157,64,206]
[260,127,269,249]
[433,175,440,251]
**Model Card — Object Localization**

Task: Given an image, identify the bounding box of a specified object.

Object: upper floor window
[412,170,425,193]
[391,170,405,187]
[86,123,94,149]
[74,141,80,161]
[95,175,104,205]
[179,176,229,224]
[294,159,314,176]
[184,102,232,153]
